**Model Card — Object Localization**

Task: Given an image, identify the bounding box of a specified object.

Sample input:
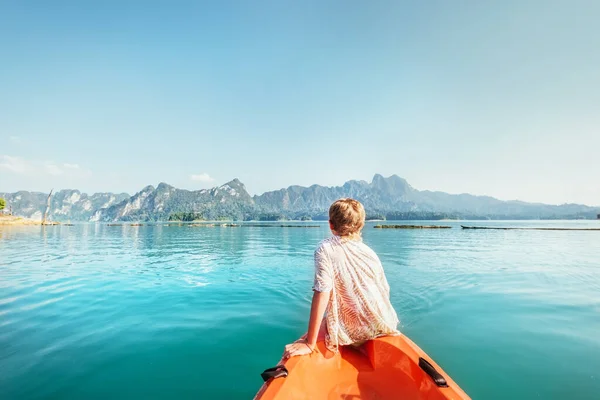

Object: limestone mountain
[253,174,419,216]
[254,174,599,219]
[0,190,129,222]
[90,179,255,222]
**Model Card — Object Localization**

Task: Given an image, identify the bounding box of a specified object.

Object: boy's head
[328,198,366,237]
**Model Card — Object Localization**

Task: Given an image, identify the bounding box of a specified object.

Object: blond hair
[329,198,366,238]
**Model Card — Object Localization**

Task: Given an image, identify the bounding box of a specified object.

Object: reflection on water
[1,221,599,399]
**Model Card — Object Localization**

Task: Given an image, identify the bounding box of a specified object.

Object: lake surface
[1,221,599,399]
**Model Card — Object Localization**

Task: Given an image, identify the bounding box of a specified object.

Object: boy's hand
[283,340,314,359]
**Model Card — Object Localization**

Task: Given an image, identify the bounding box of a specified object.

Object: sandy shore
[0,216,60,225]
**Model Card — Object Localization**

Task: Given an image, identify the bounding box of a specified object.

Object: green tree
[0,198,5,211]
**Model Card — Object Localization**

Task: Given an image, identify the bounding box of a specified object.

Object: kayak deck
[255,334,470,400]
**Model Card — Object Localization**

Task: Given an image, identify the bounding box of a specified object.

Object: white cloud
[63,163,81,169]
[190,173,215,183]
[45,163,63,176]
[9,136,22,144]
[0,155,91,178]
[0,155,32,173]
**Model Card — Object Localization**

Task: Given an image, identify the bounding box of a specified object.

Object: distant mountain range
[2,174,599,222]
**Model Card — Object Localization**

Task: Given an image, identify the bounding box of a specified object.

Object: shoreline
[0,216,60,226]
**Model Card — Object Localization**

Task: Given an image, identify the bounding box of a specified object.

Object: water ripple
[0,221,599,399]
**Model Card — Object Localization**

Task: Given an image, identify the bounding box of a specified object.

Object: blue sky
[1,1,599,205]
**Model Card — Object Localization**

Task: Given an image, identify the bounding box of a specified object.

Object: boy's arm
[284,290,330,358]
[306,290,331,347]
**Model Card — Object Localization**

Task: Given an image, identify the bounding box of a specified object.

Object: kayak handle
[419,357,449,388]
[261,365,289,382]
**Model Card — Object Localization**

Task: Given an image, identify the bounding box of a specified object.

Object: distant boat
[461,225,600,231]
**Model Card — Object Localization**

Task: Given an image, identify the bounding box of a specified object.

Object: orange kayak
[255,334,470,400]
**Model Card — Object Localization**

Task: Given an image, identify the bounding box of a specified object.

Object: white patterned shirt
[313,235,400,351]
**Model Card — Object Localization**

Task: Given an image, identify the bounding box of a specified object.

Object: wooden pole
[42,189,53,225]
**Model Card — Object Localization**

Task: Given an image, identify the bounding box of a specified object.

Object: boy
[284,198,399,358]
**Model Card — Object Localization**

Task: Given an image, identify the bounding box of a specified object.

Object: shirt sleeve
[312,244,333,292]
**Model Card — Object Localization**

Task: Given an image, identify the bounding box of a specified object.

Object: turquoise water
[1,221,599,399]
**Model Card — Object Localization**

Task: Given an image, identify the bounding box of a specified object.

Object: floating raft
[243,224,320,228]
[374,225,452,229]
[185,223,320,228]
[461,225,600,231]
[106,223,144,226]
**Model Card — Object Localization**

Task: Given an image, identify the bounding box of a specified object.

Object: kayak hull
[255,334,470,400]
